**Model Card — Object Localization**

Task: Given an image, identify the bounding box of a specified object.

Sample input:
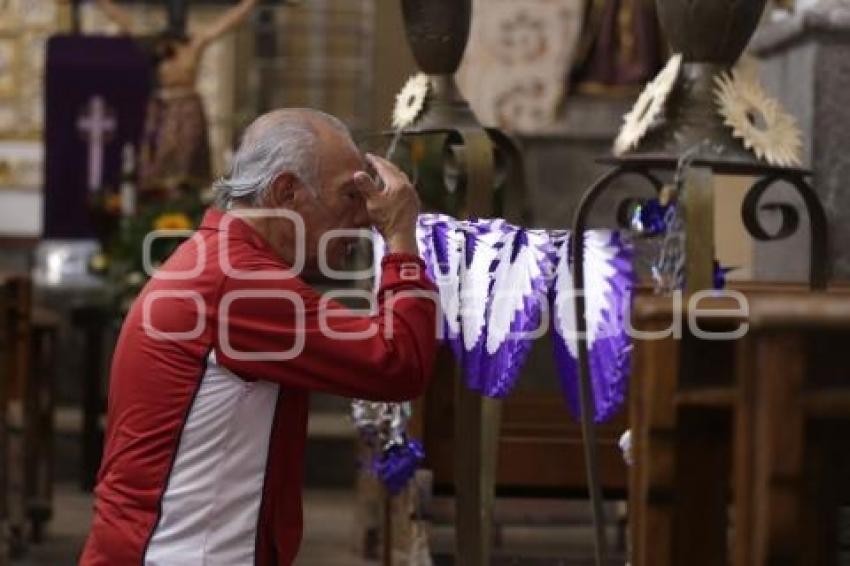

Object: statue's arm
[195,0,258,48]
[94,0,135,35]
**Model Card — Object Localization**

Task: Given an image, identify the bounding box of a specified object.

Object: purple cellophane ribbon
[635,198,669,236]
[714,260,733,290]
[373,438,425,496]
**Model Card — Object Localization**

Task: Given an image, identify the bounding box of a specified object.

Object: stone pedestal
[751,6,850,281]
[520,95,639,233]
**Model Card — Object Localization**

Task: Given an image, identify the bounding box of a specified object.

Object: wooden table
[630,287,850,566]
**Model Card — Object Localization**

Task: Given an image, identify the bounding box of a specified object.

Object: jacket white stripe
[145,352,280,565]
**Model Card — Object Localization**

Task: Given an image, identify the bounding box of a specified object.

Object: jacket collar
[199,207,283,260]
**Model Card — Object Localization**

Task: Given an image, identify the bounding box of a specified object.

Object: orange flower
[154,212,192,232]
[105,194,123,215]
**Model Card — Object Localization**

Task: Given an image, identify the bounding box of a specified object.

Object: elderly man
[80,109,438,565]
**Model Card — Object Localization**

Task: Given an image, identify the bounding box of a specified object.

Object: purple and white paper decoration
[428,217,465,350]
[463,227,552,397]
[551,230,634,423]
[369,214,634,421]
[457,224,505,392]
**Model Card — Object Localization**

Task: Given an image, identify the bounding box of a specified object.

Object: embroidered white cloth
[456,0,584,133]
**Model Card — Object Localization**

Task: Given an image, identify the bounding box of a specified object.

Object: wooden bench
[26,307,60,543]
[0,273,32,559]
[630,287,850,566]
[0,274,60,558]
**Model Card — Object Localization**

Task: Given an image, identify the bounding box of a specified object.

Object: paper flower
[370,214,635,419]
[392,73,430,130]
[461,226,551,398]
[551,231,634,422]
[714,71,803,167]
[614,54,683,156]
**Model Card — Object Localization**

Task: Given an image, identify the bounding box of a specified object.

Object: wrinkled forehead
[317,126,366,186]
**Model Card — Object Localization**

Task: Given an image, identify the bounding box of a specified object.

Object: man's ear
[267,173,300,208]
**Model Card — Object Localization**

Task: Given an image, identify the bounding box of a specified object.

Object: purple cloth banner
[44,35,151,238]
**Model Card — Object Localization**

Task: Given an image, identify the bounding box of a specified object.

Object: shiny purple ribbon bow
[373,438,425,496]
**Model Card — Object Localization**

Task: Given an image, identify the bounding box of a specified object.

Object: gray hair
[214,109,351,209]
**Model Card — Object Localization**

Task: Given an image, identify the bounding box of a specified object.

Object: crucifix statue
[163,0,190,37]
[93,0,260,195]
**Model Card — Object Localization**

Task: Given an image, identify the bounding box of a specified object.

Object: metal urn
[626,0,776,166]
[401,0,471,74]
[656,0,768,63]
[398,0,483,132]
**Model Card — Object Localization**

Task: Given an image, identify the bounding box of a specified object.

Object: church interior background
[1,0,850,564]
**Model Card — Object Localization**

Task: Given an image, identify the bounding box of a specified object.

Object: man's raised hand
[354,154,420,255]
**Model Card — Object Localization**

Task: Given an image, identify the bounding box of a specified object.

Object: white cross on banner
[77,95,117,193]
[44,35,150,238]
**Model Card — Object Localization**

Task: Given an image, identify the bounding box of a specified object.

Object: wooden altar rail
[630,287,850,566]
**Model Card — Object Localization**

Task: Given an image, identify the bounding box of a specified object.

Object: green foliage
[90,189,209,314]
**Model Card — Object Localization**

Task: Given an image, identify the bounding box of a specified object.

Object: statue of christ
[95,0,259,196]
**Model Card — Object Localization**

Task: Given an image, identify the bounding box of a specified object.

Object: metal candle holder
[572,1,829,565]
[394,1,527,565]
[399,0,527,222]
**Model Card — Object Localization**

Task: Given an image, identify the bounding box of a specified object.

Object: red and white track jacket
[80,208,437,565]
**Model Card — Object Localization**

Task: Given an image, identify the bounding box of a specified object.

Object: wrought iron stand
[570,156,829,565]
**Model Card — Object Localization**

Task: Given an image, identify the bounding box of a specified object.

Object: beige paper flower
[613,54,683,156]
[392,73,431,130]
[714,71,803,167]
